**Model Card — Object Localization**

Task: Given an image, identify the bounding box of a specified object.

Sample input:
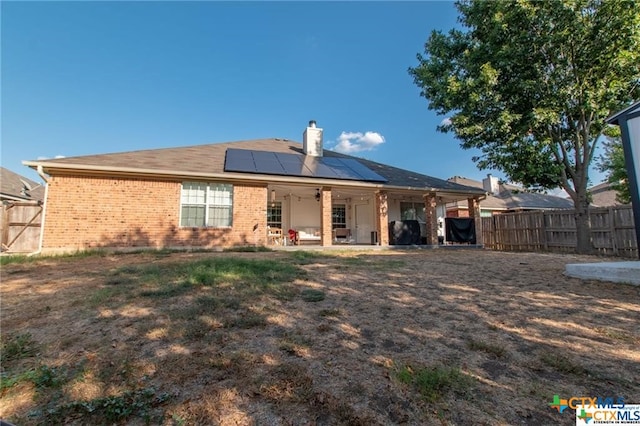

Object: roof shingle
[27,139,485,195]
[0,167,45,202]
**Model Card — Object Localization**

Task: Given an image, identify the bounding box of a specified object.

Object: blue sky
[1,1,605,188]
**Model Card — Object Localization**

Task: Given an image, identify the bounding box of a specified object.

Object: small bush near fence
[481,205,637,258]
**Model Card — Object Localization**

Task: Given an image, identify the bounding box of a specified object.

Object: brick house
[24,121,486,253]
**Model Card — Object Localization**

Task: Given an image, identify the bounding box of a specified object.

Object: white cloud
[36,155,66,160]
[439,117,452,127]
[549,187,570,198]
[332,131,385,154]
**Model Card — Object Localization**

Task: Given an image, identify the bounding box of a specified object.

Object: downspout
[30,166,50,256]
[36,165,50,183]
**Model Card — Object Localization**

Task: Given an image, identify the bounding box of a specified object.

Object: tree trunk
[574,192,592,254]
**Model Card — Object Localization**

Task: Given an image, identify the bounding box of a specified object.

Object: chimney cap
[308,120,317,128]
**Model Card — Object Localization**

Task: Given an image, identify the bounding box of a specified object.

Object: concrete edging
[565,261,640,286]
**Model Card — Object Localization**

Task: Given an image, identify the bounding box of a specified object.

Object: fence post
[538,211,547,251]
[608,207,618,256]
[2,204,11,250]
[494,214,501,251]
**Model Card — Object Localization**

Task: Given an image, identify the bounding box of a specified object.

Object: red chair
[288,229,299,246]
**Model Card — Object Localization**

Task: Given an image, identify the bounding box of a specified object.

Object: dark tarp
[389,220,421,245]
[445,218,476,244]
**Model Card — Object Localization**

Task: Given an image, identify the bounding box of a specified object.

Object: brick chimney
[303,120,323,157]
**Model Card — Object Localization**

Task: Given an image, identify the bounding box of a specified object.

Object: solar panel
[224,149,387,183]
[303,157,340,179]
[252,151,277,162]
[341,158,387,182]
[224,149,255,173]
[322,157,367,179]
[281,159,306,176]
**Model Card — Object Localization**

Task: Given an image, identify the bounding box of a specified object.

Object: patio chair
[288,229,299,246]
[267,227,283,245]
[333,228,352,244]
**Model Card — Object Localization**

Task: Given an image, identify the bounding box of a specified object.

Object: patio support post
[424,192,438,245]
[468,197,484,246]
[375,190,389,246]
[320,186,332,246]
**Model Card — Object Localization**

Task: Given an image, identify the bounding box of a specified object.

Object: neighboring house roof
[23,139,486,199]
[589,181,625,207]
[446,176,574,211]
[447,176,510,210]
[0,167,45,202]
[499,188,574,210]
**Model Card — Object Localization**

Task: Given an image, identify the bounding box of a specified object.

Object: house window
[401,201,426,235]
[332,205,346,228]
[180,182,233,227]
[267,202,282,228]
[400,202,425,222]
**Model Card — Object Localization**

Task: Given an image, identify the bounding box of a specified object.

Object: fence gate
[1,201,43,253]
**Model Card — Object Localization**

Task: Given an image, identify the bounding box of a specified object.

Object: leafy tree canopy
[409,0,640,202]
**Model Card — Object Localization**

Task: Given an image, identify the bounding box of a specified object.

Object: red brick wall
[375,191,389,246]
[42,175,267,251]
[320,187,333,246]
[424,193,438,245]
[446,208,469,218]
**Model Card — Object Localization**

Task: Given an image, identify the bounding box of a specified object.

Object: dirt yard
[1,249,638,425]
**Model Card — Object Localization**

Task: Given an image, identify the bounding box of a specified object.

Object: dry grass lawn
[1,249,638,425]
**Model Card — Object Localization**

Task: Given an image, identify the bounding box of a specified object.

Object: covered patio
[265,183,486,248]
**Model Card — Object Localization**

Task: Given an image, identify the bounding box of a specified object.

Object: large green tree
[409,0,640,253]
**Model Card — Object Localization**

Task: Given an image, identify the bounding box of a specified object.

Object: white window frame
[332,204,347,229]
[180,182,233,228]
[267,201,283,229]
[400,201,426,236]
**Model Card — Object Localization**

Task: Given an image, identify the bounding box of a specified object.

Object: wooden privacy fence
[481,205,638,258]
[1,201,43,253]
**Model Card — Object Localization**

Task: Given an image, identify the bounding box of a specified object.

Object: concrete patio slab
[565,261,640,285]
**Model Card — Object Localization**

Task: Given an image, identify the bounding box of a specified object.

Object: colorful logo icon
[549,394,569,413]
[577,408,593,424]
